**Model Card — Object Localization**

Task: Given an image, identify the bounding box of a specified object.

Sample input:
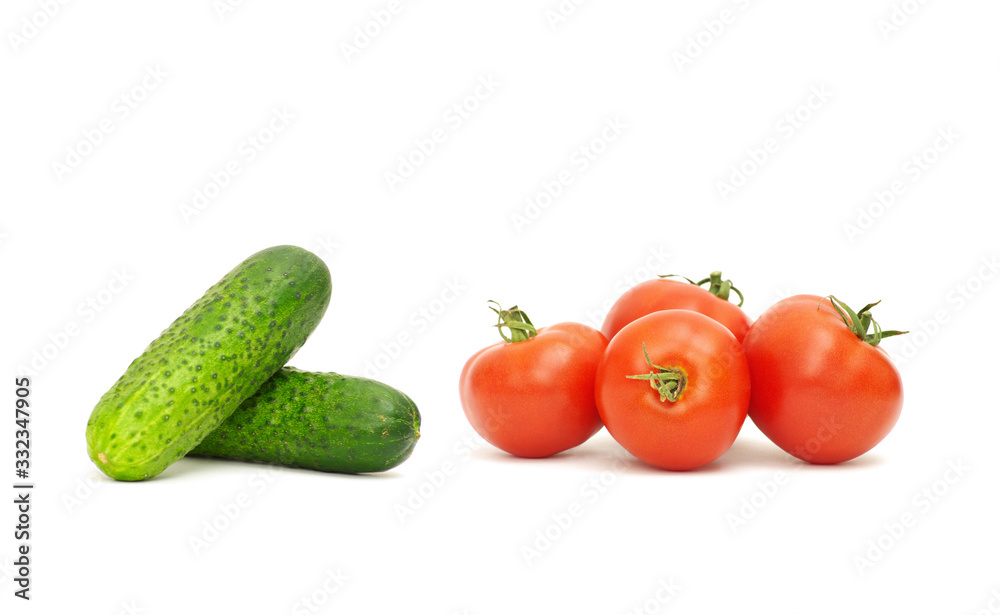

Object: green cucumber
[86,245,331,481]
[190,367,420,473]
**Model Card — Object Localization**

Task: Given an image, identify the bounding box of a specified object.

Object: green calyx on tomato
[659,271,745,307]
[625,343,688,402]
[823,296,908,347]
[488,300,538,343]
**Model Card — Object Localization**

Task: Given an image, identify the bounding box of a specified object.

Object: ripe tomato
[595,310,751,471]
[602,272,753,343]
[460,303,608,458]
[742,295,905,464]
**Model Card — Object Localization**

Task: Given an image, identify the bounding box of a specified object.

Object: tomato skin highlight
[602,278,753,343]
[459,323,608,458]
[742,295,904,464]
[595,310,751,471]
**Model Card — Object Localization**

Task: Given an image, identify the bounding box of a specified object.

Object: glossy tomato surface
[742,295,904,464]
[595,310,751,471]
[460,322,608,458]
[602,278,752,343]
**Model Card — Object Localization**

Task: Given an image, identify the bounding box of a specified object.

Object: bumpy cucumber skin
[190,367,421,473]
[86,246,331,481]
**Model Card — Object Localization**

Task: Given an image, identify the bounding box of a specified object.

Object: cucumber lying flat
[190,367,420,473]
[86,245,331,481]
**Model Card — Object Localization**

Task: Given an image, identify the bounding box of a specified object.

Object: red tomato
[602,272,752,343]
[460,305,608,458]
[595,310,751,471]
[742,295,904,464]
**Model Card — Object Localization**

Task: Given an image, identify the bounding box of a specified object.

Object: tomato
[595,309,751,471]
[460,303,608,458]
[742,295,905,464]
[602,271,753,343]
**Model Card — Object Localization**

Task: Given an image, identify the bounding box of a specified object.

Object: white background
[2,1,999,613]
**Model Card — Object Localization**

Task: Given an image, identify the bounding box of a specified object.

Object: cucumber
[86,245,331,481]
[189,367,420,473]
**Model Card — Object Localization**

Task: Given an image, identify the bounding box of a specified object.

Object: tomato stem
[488,300,538,343]
[823,296,908,346]
[625,343,688,403]
[659,271,745,307]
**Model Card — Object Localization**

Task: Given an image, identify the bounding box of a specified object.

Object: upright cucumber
[190,367,421,473]
[86,245,331,481]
